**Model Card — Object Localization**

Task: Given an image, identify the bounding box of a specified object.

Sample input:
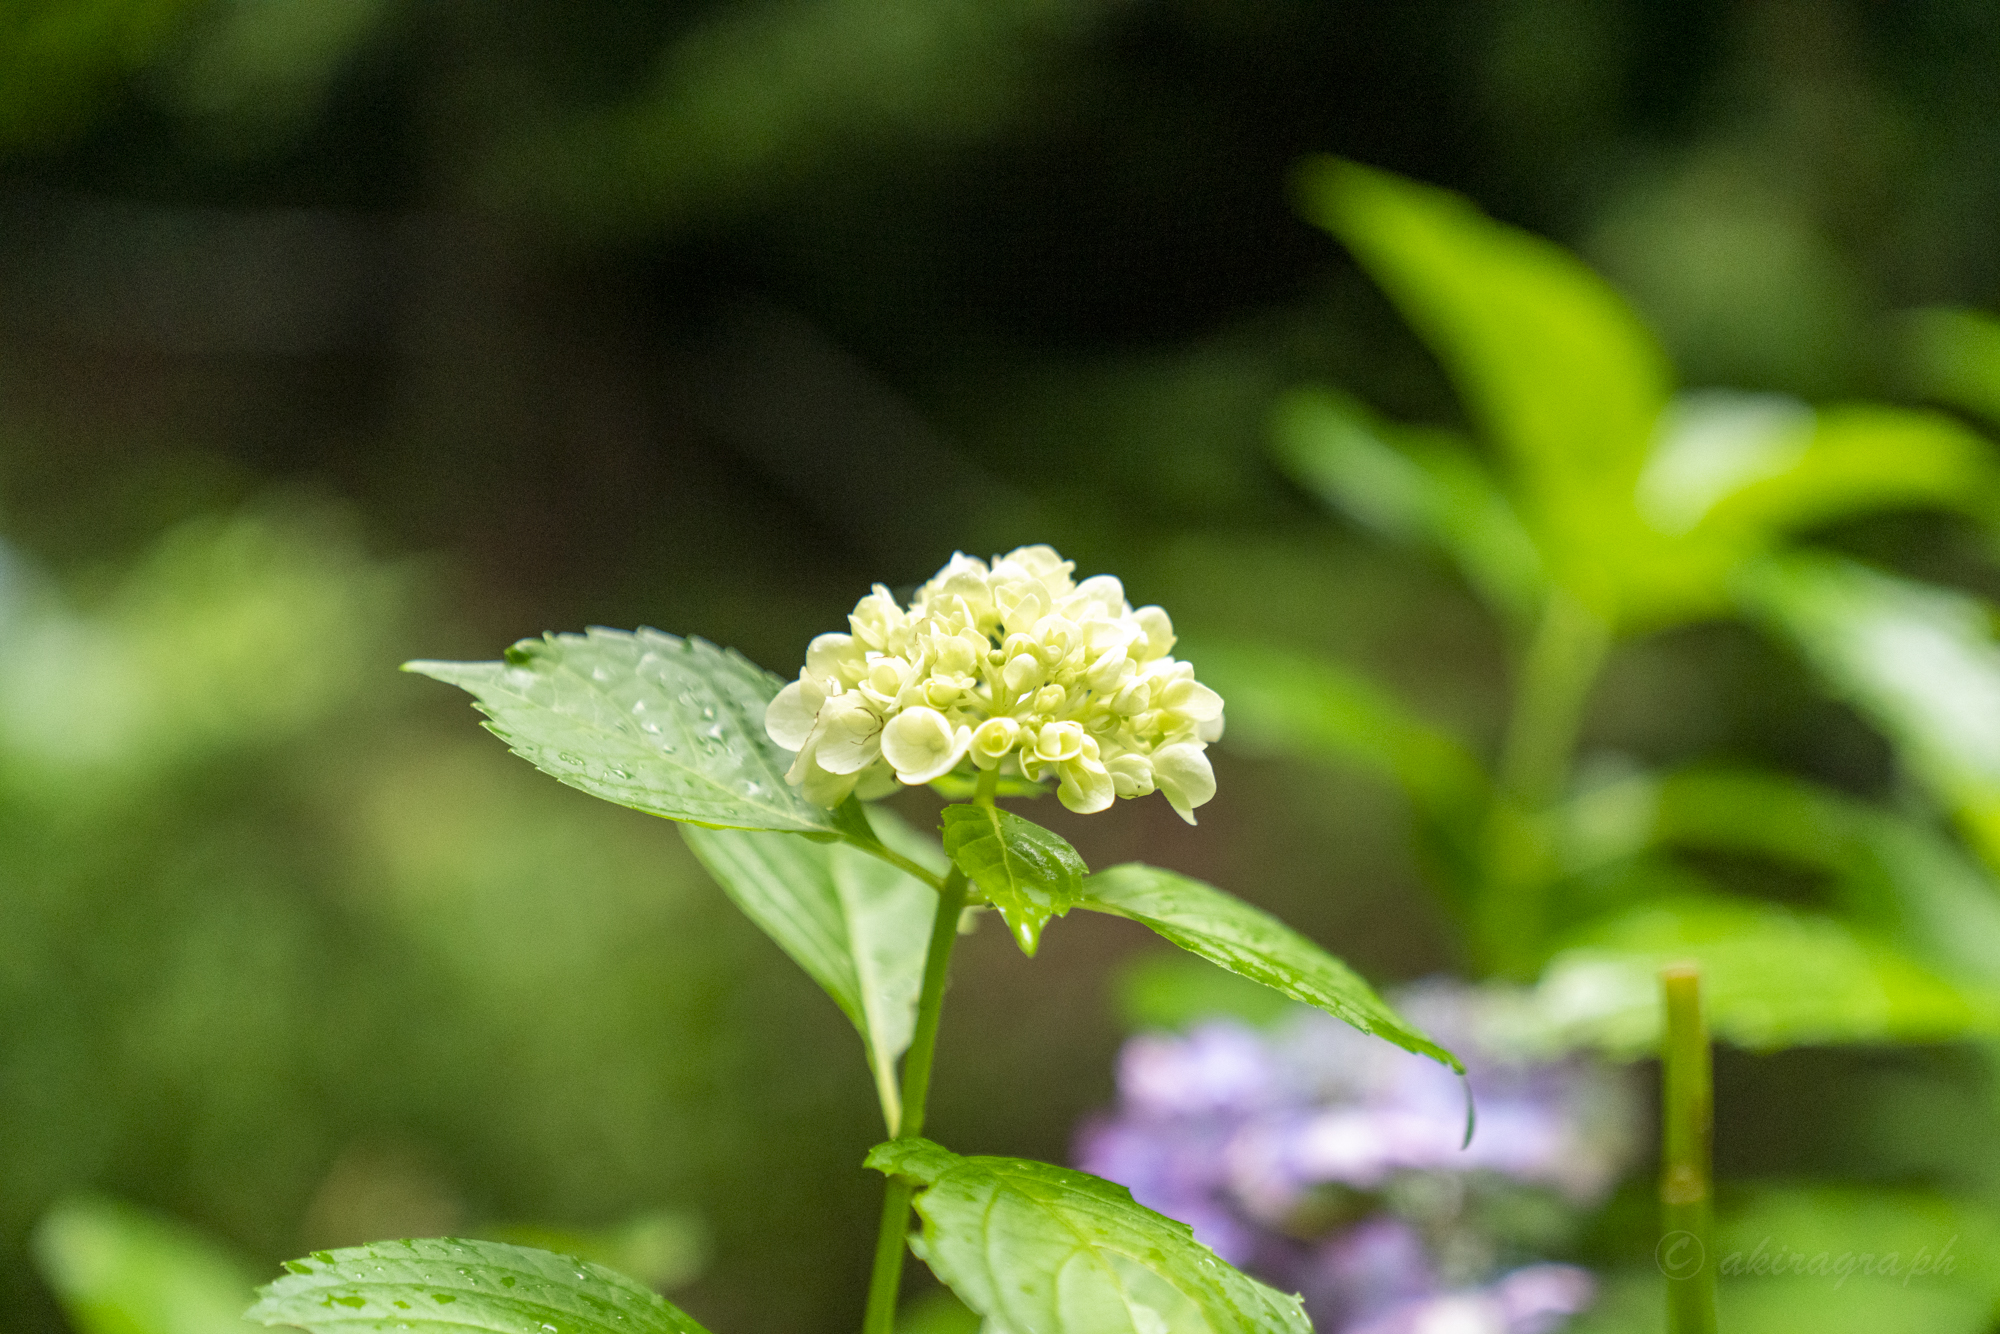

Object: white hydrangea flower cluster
[766,546,1224,821]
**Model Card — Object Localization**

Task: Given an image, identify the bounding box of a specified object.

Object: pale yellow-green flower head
[765,546,1223,821]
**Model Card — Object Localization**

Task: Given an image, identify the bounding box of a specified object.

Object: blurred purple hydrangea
[1075,980,1636,1333]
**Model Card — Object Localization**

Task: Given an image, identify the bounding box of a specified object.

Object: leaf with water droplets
[868,1139,1311,1334]
[1077,864,1461,1071]
[682,808,944,1133]
[247,1238,711,1334]
[939,805,1086,956]
[407,628,836,834]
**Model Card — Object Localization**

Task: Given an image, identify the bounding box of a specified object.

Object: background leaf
[1078,863,1461,1069]
[867,1139,1311,1334]
[1534,894,2000,1056]
[1902,305,2000,429]
[1558,766,2000,984]
[1738,555,2000,868]
[682,808,944,1132]
[939,805,1087,956]
[1187,638,1489,829]
[247,1237,712,1334]
[1295,156,1670,612]
[1271,386,1546,624]
[32,1195,257,1334]
[407,627,837,835]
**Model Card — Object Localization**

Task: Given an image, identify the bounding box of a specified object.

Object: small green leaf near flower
[940,805,1087,956]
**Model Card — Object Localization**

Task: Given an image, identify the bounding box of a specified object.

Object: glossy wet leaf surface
[939,804,1086,955]
[407,628,836,835]
[868,1139,1310,1334]
[247,1237,712,1334]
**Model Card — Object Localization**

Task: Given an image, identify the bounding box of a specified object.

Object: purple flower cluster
[1075,981,1636,1333]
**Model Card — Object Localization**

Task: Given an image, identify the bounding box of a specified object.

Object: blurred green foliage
[7,1,2000,1331]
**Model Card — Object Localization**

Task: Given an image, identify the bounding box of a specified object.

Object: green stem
[861,857,971,1334]
[1661,966,1717,1334]
[1476,589,1610,977]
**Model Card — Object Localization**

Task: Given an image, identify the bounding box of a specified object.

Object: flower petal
[1152,742,1216,825]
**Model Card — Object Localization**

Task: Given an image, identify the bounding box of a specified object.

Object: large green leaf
[246,1238,712,1334]
[1295,157,1671,611]
[1078,863,1460,1069]
[407,628,837,835]
[1271,386,1545,624]
[1534,894,2000,1056]
[682,809,943,1132]
[1185,638,1488,831]
[1739,555,2000,868]
[33,1196,257,1334]
[1902,305,2000,429]
[938,805,1087,956]
[1556,767,2000,984]
[867,1139,1311,1334]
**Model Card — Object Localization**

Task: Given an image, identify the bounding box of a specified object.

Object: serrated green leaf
[246,1237,711,1334]
[1272,386,1546,624]
[938,805,1087,956]
[1901,305,2000,429]
[867,1139,1311,1334]
[682,809,944,1132]
[32,1195,258,1334]
[1295,157,1670,612]
[1077,863,1460,1070]
[481,1210,707,1293]
[1738,555,2000,869]
[1534,894,2000,1057]
[406,627,836,834]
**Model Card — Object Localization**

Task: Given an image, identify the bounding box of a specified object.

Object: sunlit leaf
[1534,894,2000,1056]
[247,1238,712,1334]
[407,628,838,835]
[683,808,944,1131]
[867,1139,1311,1334]
[32,1196,257,1334]
[1738,555,2000,868]
[1699,403,1999,537]
[939,805,1087,956]
[1272,386,1545,623]
[1902,305,2000,429]
[1079,864,1460,1069]
[1295,157,1671,611]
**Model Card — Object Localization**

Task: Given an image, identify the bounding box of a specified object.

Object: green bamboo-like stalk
[1660,965,1718,1334]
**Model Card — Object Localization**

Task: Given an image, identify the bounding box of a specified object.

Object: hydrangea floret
[765,545,1225,820]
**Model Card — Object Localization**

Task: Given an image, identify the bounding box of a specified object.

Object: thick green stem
[861,843,973,1334]
[1660,966,1717,1334]
[1476,589,1610,977]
